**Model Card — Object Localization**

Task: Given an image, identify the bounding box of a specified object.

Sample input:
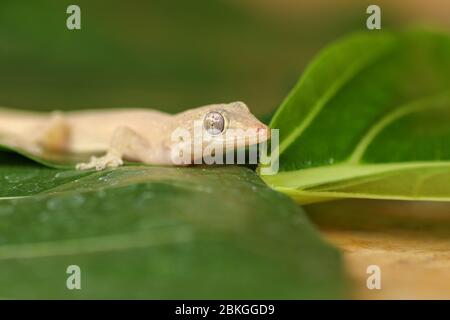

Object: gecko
[0,101,270,170]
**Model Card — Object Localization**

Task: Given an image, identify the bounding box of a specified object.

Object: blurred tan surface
[306,200,450,299]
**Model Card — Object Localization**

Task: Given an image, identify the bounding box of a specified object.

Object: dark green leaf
[0,154,344,298]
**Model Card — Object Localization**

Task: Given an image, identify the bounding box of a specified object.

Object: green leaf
[0,144,93,169]
[262,30,450,204]
[0,153,344,299]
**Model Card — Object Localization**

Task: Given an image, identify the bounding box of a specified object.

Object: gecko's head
[199,101,270,148]
[172,101,270,164]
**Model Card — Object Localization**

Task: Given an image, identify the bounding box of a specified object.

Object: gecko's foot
[76,152,123,171]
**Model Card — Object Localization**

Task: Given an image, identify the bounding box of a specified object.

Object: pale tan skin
[0,102,269,170]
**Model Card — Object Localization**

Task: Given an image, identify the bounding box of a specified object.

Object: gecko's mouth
[211,135,270,148]
[209,126,271,144]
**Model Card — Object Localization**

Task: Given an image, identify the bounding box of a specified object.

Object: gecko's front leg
[76,126,151,170]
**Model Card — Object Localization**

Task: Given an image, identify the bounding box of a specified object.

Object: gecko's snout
[257,126,266,134]
[257,126,271,140]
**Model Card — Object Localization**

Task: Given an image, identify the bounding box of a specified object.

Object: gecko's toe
[76,153,123,171]
[75,161,95,171]
[75,163,89,170]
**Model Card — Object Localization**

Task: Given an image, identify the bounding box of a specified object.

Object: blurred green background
[1,0,448,116]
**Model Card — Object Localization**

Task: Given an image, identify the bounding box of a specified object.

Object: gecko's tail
[0,108,70,153]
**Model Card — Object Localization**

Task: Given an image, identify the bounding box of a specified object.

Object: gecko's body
[0,102,269,170]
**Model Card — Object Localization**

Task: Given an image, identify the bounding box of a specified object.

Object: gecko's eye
[203,111,225,135]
